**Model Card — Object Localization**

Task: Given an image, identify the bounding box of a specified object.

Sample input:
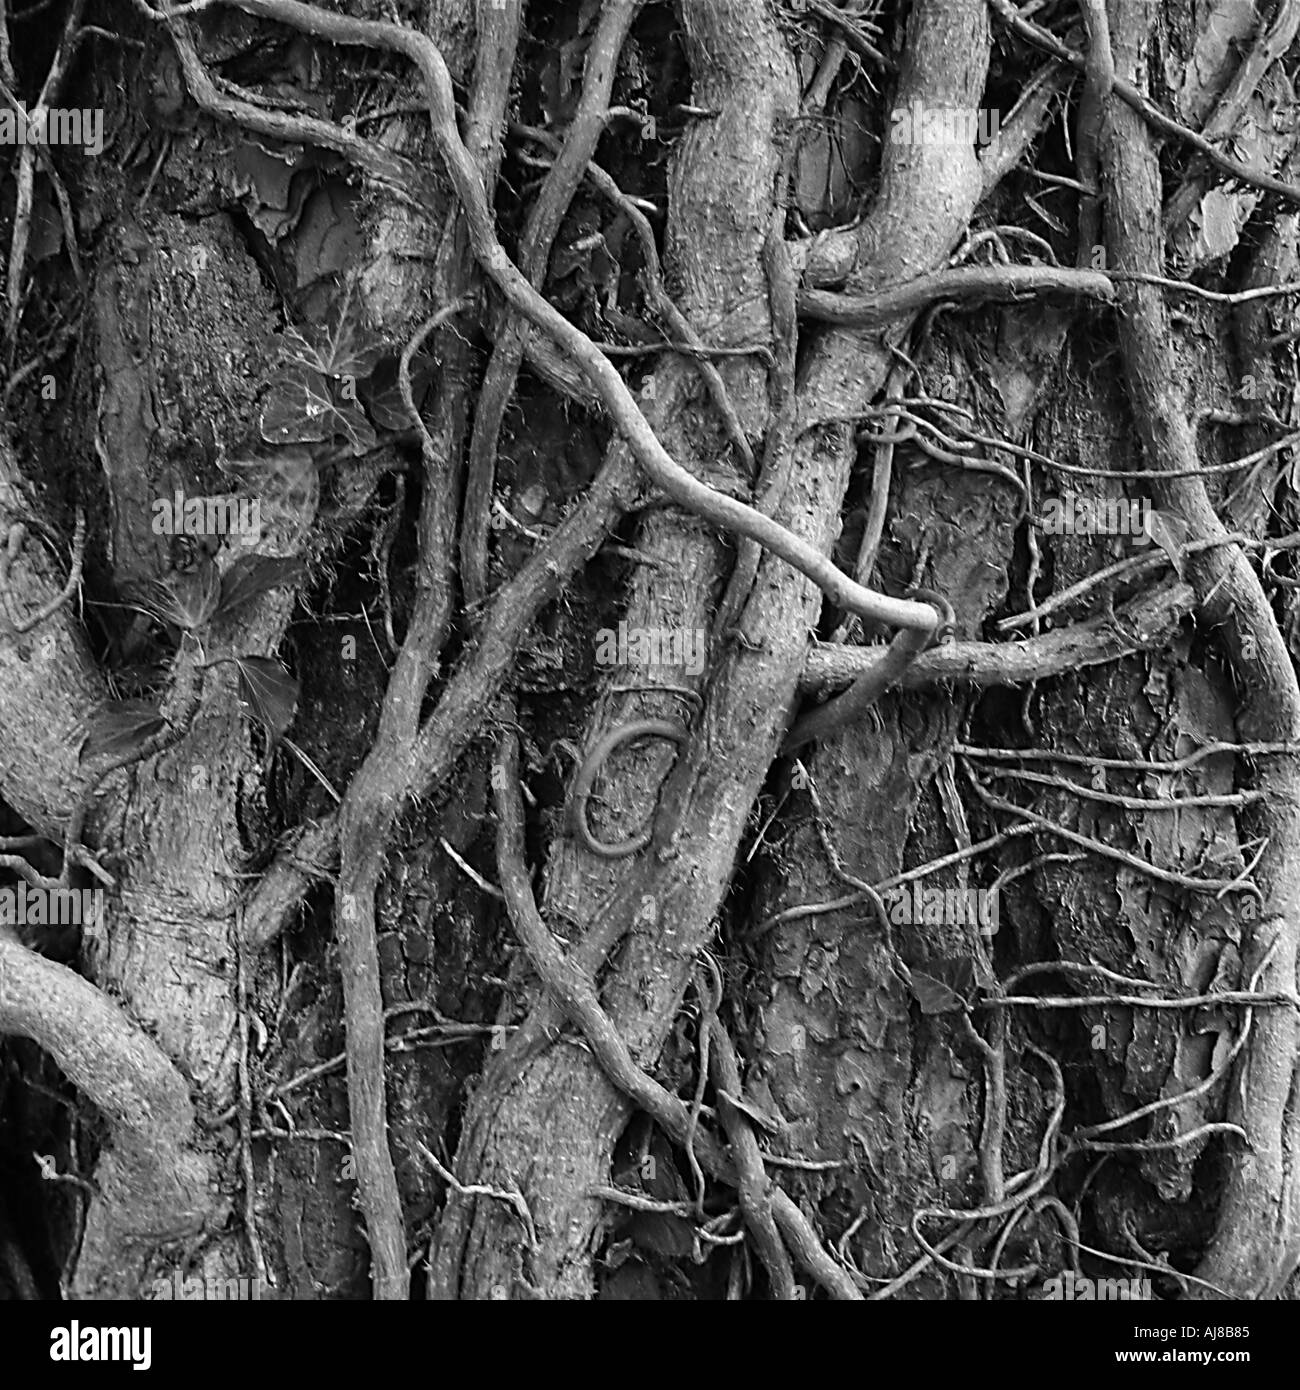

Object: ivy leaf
[362,354,435,432]
[80,699,167,764]
[136,558,222,631]
[329,395,377,456]
[260,366,340,446]
[260,367,377,455]
[232,655,299,740]
[278,315,386,382]
[909,957,980,1016]
[215,556,307,623]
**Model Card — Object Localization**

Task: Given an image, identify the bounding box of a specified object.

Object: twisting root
[783,590,954,752]
[567,719,687,859]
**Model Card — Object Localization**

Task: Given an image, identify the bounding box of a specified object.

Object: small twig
[981,763,1264,811]
[0,852,60,890]
[958,739,1300,775]
[987,989,1298,1012]
[1070,1121,1249,1154]
[996,531,1273,632]
[1020,428,1300,480]
[1107,271,1300,307]
[684,955,720,1216]
[758,1152,847,1171]
[1069,938,1283,1142]
[802,0,892,68]
[438,837,505,901]
[1063,1234,1233,1300]
[1004,959,1171,994]
[909,1214,1038,1283]
[251,1126,351,1143]
[280,736,343,805]
[749,826,1034,939]
[960,1010,1008,1205]
[968,774,1261,898]
[589,1186,705,1216]
[417,1140,538,1252]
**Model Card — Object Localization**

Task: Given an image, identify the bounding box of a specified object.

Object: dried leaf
[292,181,364,289]
[216,556,306,622]
[80,699,167,764]
[909,957,979,1016]
[233,655,299,740]
[1178,186,1252,267]
[137,559,221,631]
[232,141,300,240]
